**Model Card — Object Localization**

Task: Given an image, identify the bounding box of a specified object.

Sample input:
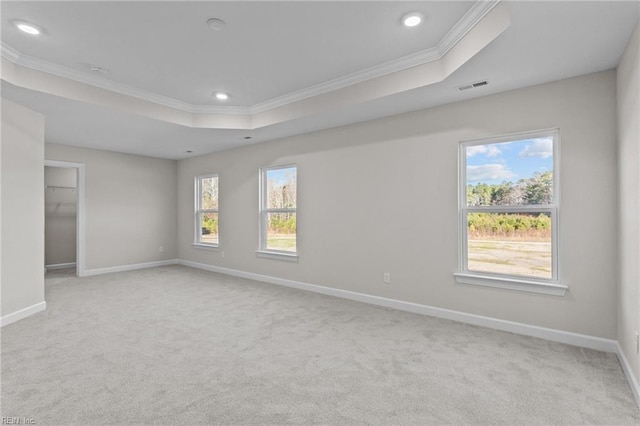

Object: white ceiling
[2,1,473,107]
[1,1,639,160]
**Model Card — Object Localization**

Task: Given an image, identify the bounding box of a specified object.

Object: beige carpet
[1,265,638,425]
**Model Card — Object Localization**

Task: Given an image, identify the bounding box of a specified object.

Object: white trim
[177,259,615,353]
[256,251,299,262]
[0,42,250,116]
[454,272,568,296]
[1,42,20,62]
[1,302,46,327]
[45,160,86,278]
[248,0,501,115]
[45,262,76,271]
[83,259,178,277]
[248,46,436,114]
[192,243,220,251]
[0,1,499,116]
[438,0,501,56]
[616,342,640,409]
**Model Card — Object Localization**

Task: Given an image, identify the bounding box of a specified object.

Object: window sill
[192,243,219,251]
[454,272,567,296]
[256,250,298,262]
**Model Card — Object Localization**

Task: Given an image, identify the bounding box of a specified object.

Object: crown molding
[1,0,501,117]
[248,46,442,114]
[1,42,20,62]
[249,0,501,115]
[0,42,252,115]
[438,0,501,56]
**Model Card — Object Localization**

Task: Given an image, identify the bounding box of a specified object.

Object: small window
[456,130,563,294]
[259,165,297,257]
[194,174,219,247]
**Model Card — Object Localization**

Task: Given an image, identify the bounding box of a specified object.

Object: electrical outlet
[221,251,225,258]
[159,246,164,253]
[383,272,391,284]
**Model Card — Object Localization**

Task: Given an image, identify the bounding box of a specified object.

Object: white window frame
[193,173,219,249]
[257,164,298,261]
[454,129,567,296]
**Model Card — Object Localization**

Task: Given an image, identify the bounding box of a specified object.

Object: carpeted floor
[1,265,638,425]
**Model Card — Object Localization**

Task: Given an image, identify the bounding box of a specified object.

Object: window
[258,165,297,259]
[194,174,219,247]
[455,130,566,295]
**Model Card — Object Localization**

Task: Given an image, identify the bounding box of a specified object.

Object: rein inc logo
[1,418,35,425]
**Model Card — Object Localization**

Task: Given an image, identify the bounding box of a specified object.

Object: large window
[259,165,297,258]
[456,130,564,295]
[194,174,219,247]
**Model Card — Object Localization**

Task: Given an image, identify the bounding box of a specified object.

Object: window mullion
[265,208,296,214]
[465,205,555,213]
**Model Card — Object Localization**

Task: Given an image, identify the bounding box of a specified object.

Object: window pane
[200,212,218,245]
[467,212,552,279]
[466,137,553,206]
[266,212,296,252]
[201,177,218,210]
[266,167,296,209]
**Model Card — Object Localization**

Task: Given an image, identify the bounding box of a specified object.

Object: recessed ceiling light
[214,92,229,101]
[207,18,227,31]
[14,20,42,35]
[402,13,423,28]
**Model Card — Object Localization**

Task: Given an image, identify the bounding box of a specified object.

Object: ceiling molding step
[0,42,252,116]
[1,0,509,133]
[238,0,503,115]
[0,42,20,62]
[251,2,510,129]
[247,47,441,115]
[1,1,510,131]
[0,1,501,118]
[437,0,501,57]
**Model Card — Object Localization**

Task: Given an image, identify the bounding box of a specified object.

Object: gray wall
[1,99,45,317]
[45,144,177,271]
[45,166,77,266]
[617,22,640,382]
[178,70,618,339]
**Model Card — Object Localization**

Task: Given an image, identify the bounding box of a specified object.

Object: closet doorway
[44,160,85,277]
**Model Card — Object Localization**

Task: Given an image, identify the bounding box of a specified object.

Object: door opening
[44,160,85,277]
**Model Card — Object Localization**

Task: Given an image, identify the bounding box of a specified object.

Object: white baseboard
[1,301,46,327]
[45,262,76,271]
[616,342,640,408]
[83,259,177,276]
[177,259,618,353]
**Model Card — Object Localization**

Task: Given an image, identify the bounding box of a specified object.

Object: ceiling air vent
[457,80,488,91]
